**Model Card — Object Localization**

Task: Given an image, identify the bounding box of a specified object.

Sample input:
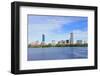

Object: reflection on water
[27,47,88,61]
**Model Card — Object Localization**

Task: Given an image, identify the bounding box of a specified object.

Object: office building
[51,40,56,46]
[70,32,74,44]
[41,34,45,46]
[77,40,82,44]
[66,40,70,44]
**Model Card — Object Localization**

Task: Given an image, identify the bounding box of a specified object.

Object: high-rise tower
[42,34,45,42]
[70,32,74,45]
[41,34,45,46]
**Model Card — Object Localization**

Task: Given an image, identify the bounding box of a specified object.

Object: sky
[28,15,88,44]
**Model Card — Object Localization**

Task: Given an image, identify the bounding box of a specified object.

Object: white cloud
[28,16,87,43]
[28,16,85,35]
[72,30,88,42]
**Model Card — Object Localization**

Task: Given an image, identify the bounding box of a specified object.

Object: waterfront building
[57,41,61,44]
[41,34,45,46]
[42,34,45,42]
[76,40,82,44]
[70,32,74,45]
[57,40,65,45]
[35,41,39,45]
[61,40,66,44]
[66,40,70,44]
[51,40,56,46]
[31,42,35,46]
[31,41,40,46]
[83,40,87,44]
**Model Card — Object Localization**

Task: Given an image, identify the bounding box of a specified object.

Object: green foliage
[28,43,88,48]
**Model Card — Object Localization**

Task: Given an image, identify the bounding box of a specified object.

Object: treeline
[28,44,88,48]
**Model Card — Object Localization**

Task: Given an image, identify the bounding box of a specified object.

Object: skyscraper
[42,34,45,42]
[70,32,74,45]
[41,34,45,46]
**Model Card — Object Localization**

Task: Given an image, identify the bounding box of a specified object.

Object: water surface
[28,47,88,61]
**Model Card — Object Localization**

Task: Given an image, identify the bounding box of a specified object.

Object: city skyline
[28,15,88,44]
[29,33,87,46]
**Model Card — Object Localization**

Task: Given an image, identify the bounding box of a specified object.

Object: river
[28,47,88,61]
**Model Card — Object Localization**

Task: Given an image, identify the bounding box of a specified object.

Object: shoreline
[28,44,88,48]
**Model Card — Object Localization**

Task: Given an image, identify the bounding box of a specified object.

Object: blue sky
[28,15,88,43]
